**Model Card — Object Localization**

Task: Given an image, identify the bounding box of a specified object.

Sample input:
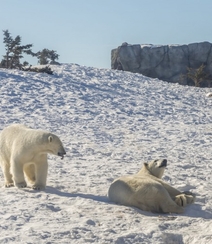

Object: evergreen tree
[2,30,13,68]
[186,64,209,87]
[49,50,59,63]
[1,30,34,69]
[1,30,60,70]
[37,48,59,65]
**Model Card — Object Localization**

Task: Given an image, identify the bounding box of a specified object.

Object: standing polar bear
[0,124,66,190]
[108,159,195,214]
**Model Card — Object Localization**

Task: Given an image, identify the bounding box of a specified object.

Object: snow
[0,63,212,243]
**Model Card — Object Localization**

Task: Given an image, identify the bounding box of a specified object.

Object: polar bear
[0,124,66,190]
[108,159,195,213]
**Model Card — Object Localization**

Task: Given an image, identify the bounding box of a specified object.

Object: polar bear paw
[175,194,187,207]
[175,192,196,207]
[31,184,45,190]
[15,181,27,188]
[182,191,196,204]
[5,182,14,188]
[185,194,196,204]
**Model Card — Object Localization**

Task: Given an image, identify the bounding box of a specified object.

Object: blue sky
[0,0,211,69]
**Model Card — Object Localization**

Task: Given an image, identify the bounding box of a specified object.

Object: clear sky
[0,0,212,69]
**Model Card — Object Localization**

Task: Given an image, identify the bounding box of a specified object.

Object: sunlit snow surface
[0,64,212,243]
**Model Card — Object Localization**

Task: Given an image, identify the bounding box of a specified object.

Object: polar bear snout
[58,150,66,159]
[158,159,167,168]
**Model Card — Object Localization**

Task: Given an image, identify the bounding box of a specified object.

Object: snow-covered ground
[0,63,212,243]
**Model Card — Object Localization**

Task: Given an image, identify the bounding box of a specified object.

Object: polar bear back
[0,124,53,159]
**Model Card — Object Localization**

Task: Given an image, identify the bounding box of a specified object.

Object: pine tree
[2,30,13,68]
[186,64,209,87]
[37,48,59,65]
[1,30,34,69]
[49,50,59,63]
[1,30,60,69]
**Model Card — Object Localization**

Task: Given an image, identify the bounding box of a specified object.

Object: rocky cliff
[111,42,212,87]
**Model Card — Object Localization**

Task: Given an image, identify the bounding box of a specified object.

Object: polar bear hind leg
[108,179,134,205]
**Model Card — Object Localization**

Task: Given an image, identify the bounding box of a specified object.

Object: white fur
[108,159,195,214]
[0,124,66,190]
[206,92,212,97]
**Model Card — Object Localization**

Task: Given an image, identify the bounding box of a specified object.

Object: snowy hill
[0,64,212,243]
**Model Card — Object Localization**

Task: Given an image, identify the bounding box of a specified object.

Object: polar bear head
[40,132,66,159]
[143,159,167,179]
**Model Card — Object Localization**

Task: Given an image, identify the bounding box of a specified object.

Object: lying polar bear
[108,159,195,214]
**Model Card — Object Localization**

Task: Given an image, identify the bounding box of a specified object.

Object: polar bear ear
[48,136,53,142]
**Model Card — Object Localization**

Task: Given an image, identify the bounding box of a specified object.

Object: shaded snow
[0,64,212,243]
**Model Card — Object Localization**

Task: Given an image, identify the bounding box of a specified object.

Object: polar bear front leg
[11,159,27,188]
[157,188,184,214]
[32,156,48,190]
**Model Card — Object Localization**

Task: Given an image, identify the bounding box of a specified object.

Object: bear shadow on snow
[22,184,212,219]
[45,186,110,204]
[23,175,212,219]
